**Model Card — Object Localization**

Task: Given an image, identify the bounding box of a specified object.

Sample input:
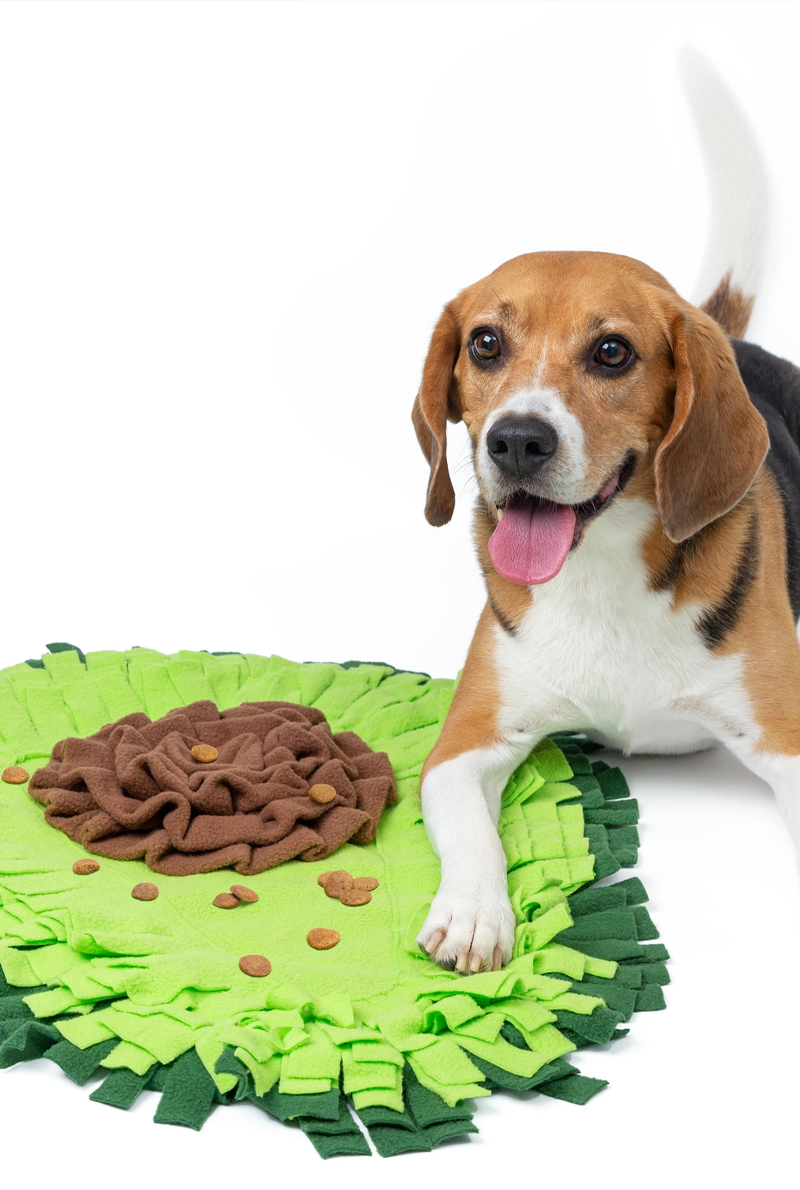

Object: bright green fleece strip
[0,647,666,1154]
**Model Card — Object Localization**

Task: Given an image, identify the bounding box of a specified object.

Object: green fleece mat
[0,645,668,1157]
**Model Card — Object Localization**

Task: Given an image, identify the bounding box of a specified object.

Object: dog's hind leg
[674,656,800,863]
[725,743,800,860]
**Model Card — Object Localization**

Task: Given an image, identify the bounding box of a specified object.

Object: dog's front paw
[417,886,516,974]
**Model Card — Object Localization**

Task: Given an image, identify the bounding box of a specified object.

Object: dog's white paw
[417,886,516,973]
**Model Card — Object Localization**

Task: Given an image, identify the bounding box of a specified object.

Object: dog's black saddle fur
[733,339,800,619]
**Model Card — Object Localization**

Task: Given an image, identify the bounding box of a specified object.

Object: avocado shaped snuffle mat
[0,646,669,1158]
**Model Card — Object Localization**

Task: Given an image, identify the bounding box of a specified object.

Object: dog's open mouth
[488,455,636,586]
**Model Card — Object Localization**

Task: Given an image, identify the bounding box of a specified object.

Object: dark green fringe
[0,730,667,1157]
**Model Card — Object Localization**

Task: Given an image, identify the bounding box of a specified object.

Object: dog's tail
[680,47,769,339]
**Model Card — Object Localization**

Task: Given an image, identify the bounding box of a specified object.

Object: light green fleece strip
[0,648,614,1110]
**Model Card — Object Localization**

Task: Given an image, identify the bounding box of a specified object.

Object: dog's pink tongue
[488,498,577,585]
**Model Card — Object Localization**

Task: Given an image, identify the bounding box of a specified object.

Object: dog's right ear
[412,305,461,526]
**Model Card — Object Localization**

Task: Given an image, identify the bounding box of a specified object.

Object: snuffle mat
[0,645,668,1158]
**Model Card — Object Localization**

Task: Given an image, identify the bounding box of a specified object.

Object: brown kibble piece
[308,783,337,804]
[340,888,372,906]
[230,884,258,903]
[213,892,240,909]
[317,869,349,889]
[2,766,30,784]
[72,858,100,875]
[307,928,341,950]
[324,872,354,899]
[239,954,272,977]
[132,882,159,901]
[352,877,379,891]
[191,744,219,763]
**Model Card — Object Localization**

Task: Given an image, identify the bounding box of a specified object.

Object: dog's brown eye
[596,338,632,368]
[472,331,501,361]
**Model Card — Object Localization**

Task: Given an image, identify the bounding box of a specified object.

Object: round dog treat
[308,783,337,804]
[324,872,354,899]
[317,869,349,889]
[239,954,271,977]
[230,884,258,903]
[213,892,240,909]
[131,882,159,901]
[72,859,100,875]
[2,766,30,784]
[191,744,219,763]
[307,928,341,950]
[340,888,372,906]
[352,877,379,891]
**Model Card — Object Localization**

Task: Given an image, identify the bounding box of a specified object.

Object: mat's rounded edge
[0,649,668,1157]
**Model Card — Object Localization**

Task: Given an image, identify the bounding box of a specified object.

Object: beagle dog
[412,253,800,974]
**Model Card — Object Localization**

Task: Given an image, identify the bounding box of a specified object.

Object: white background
[0,2,799,1188]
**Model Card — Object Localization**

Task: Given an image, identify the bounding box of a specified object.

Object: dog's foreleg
[417,736,534,973]
[416,607,572,973]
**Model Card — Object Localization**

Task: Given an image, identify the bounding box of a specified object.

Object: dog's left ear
[411,304,462,526]
[654,305,769,542]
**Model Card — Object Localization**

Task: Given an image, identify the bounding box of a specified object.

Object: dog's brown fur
[411,251,800,977]
[413,250,800,762]
[702,270,756,339]
[423,603,503,772]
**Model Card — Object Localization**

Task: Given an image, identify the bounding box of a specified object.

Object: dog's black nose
[486,416,558,480]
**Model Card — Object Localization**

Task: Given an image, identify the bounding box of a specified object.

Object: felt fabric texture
[360,1068,479,1156]
[28,701,395,875]
[0,646,668,1158]
[90,1065,152,1108]
[47,1035,117,1084]
[153,1047,219,1129]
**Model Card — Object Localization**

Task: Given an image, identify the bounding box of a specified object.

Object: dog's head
[412,251,769,585]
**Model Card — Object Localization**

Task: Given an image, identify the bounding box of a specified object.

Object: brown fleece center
[27,700,396,876]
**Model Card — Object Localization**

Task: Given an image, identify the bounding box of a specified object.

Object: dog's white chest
[494,499,753,754]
